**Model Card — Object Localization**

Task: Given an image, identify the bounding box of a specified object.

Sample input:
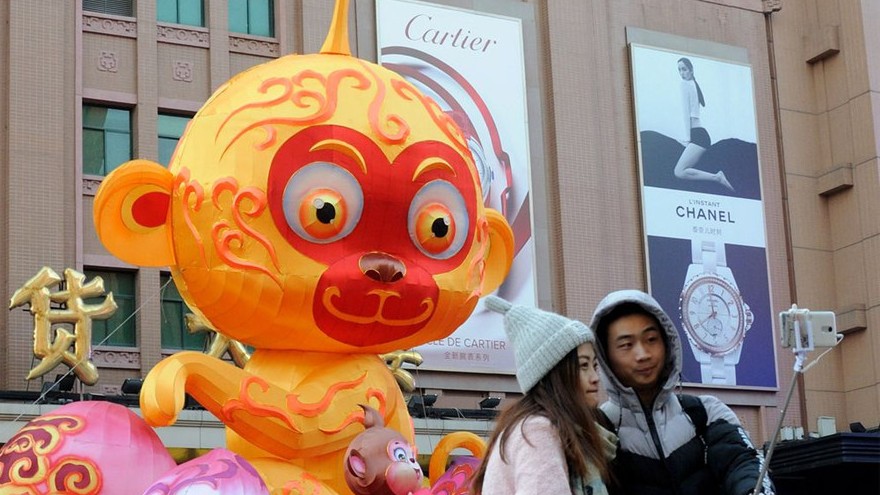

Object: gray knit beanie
[484,295,595,393]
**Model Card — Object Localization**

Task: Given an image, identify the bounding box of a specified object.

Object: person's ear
[480,208,514,294]
[93,160,176,267]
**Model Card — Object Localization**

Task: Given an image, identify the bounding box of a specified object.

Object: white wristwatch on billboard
[679,240,753,385]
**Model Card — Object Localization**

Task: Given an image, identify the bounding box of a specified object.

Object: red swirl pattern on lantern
[0,414,100,494]
[218,67,372,157]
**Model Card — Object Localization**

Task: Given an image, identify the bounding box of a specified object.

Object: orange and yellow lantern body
[92,1,513,492]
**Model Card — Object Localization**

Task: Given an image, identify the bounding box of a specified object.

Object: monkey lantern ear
[481,208,515,294]
[93,159,176,267]
[360,404,385,429]
[347,450,368,479]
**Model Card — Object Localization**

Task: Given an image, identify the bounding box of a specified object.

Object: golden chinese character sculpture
[9,267,116,386]
[185,312,252,368]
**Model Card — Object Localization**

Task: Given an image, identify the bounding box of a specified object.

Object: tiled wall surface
[775,0,879,433]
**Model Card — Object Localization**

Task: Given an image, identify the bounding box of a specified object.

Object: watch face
[467,135,494,202]
[680,274,750,355]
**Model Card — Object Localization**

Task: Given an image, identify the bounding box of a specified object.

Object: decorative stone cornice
[229,35,279,57]
[82,177,102,196]
[93,347,141,369]
[97,51,118,73]
[763,0,782,12]
[817,163,853,196]
[82,13,137,38]
[158,24,210,48]
[101,384,121,395]
[173,61,194,82]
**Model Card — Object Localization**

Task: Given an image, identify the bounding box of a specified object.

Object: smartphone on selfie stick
[755,305,841,494]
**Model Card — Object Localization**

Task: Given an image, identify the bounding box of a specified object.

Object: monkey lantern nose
[359,252,406,283]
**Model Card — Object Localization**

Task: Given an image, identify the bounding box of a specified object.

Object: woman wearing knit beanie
[471,296,615,495]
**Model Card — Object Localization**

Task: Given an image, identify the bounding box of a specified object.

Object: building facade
[0,0,877,460]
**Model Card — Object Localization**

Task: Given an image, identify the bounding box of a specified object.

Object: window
[158,114,192,166]
[229,0,274,37]
[158,0,204,27]
[84,270,137,347]
[83,0,134,17]
[160,274,207,351]
[83,105,132,176]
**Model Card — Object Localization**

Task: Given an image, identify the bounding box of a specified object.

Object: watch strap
[691,240,727,274]
[700,355,737,385]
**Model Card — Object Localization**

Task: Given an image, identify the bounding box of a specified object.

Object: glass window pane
[104,131,131,175]
[84,0,133,17]
[84,270,136,347]
[158,114,189,166]
[113,271,136,294]
[179,0,204,27]
[158,114,190,139]
[83,129,105,175]
[183,330,207,351]
[83,106,131,176]
[161,301,184,349]
[83,105,107,129]
[249,0,273,36]
[229,0,247,33]
[92,319,109,345]
[161,274,196,350]
[83,0,102,13]
[103,108,130,132]
[157,0,178,23]
[105,296,136,346]
[159,138,177,167]
[161,274,182,301]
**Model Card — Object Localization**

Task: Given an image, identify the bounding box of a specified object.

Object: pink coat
[480,416,610,495]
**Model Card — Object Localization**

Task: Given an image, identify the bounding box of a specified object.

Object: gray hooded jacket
[590,290,773,495]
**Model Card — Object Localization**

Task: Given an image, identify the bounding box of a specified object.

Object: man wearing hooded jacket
[590,290,774,495]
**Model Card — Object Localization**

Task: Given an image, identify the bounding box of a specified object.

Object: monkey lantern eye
[282,162,364,243]
[413,203,456,255]
[388,440,415,464]
[299,188,347,240]
[408,180,469,260]
[393,446,407,461]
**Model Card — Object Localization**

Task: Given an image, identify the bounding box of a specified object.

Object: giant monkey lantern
[92,0,514,493]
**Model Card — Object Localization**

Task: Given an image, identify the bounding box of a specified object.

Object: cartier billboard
[377,0,536,375]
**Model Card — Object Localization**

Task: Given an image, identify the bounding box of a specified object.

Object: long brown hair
[471,347,609,493]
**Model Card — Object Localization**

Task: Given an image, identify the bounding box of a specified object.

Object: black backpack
[677,394,708,439]
[597,394,711,494]
[598,394,708,439]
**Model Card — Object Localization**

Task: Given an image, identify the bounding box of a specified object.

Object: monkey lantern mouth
[313,268,440,346]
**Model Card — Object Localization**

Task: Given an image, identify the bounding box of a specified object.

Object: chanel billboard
[629,31,777,389]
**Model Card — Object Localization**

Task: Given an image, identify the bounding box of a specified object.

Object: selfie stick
[753,305,841,495]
